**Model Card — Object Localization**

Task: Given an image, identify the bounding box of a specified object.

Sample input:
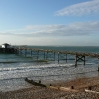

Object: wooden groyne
[25,78,46,87]
[0,47,99,66]
[25,78,79,92]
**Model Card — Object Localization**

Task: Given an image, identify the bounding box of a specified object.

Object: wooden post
[18,49,20,55]
[19,49,20,55]
[44,52,45,59]
[32,51,34,59]
[75,54,77,67]
[37,50,39,60]
[17,49,19,54]
[84,56,85,65]
[66,54,67,63]
[46,51,48,60]
[58,52,59,63]
[54,52,55,61]
[71,86,74,89]
[31,50,32,56]
[20,49,22,55]
[88,86,92,90]
[25,49,27,56]
[98,65,99,71]
[98,57,99,71]
[39,80,41,84]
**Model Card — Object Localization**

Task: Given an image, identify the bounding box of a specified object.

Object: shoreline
[1,76,99,99]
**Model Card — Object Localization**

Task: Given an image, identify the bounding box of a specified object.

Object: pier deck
[0,47,99,66]
[15,47,99,66]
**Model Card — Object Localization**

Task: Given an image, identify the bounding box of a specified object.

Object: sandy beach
[1,76,99,99]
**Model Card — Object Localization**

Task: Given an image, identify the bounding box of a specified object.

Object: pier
[0,46,99,66]
[13,47,99,66]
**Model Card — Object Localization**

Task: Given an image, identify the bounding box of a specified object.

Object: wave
[0,62,97,81]
[0,67,98,81]
[0,63,74,72]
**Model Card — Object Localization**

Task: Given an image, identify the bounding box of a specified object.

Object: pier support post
[25,49,27,56]
[54,52,55,61]
[31,50,32,56]
[32,50,35,59]
[20,49,22,55]
[75,54,85,66]
[18,49,20,55]
[46,51,48,60]
[19,49,20,55]
[66,54,67,63]
[84,56,85,65]
[44,52,45,59]
[37,50,39,60]
[58,52,60,63]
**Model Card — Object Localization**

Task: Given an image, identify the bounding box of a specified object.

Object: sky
[0,0,99,46]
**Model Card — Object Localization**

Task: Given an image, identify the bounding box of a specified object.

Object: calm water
[0,46,99,92]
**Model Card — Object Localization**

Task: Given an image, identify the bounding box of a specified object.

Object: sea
[0,46,99,92]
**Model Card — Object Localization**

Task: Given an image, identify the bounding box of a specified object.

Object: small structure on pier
[2,43,11,49]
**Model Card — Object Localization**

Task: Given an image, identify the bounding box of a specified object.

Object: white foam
[0,63,97,80]
[0,63,73,71]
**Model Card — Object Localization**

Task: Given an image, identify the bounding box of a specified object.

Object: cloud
[55,0,99,16]
[0,21,99,37]
[21,21,99,36]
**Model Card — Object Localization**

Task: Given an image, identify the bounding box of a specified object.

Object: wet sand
[1,76,99,99]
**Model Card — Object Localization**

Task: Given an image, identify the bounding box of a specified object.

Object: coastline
[1,76,99,99]
[0,46,99,98]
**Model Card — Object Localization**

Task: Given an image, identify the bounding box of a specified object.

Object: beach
[1,76,99,99]
[0,46,99,98]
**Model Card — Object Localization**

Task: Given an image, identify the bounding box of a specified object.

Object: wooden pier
[0,47,99,66]
[13,47,99,66]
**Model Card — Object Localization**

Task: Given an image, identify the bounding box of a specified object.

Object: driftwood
[85,89,99,93]
[49,86,78,92]
[59,87,78,92]
[25,78,46,87]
